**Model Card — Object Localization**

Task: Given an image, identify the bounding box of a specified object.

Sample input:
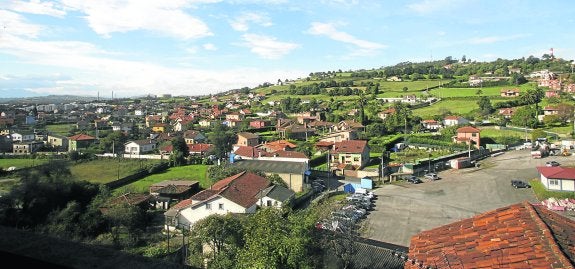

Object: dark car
[545,161,560,167]
[406,176,422,184]
[511,180,531,189]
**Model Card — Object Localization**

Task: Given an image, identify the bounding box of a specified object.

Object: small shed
[450,157,471,169]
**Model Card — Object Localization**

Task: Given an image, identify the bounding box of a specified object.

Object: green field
[114,164,209,194]
[70,158,162,184]
[478,127,526,139]
[0,158,49,169]
[46,123,75,136]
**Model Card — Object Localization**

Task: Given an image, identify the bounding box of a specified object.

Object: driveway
[360,149,564,247]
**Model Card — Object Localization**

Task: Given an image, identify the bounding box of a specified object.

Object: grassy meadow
[113,164,209,195]
[70,158,162,184]
[0,158,49,169]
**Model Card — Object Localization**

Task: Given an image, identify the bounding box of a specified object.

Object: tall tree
[511,106,538,128]
[169,136,189,166]
[208,123,235,160]
[190,214,244,268]
[477,96,493,116]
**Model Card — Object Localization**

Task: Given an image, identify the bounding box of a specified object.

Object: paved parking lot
[360,149,571,247]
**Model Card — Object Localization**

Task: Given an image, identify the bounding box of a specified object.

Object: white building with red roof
[164,172,271,229]
[537,166,575,192]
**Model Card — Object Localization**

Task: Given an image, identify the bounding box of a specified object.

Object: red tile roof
[68,133,96,141]
[262,140,297,152]
[405,201,575,269]
[456,126,480,133]
[332,140,368,154]
[537,166,575,180]
[211,171,246,190]
[234,146,269,158]
[170,198,193,210]
[219,172,270,208]
[270,150,308,159]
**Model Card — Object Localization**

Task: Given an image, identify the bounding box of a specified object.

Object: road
[360,149,566,247]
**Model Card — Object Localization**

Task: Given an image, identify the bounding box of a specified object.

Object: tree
[511,106,538,128]
[208,123,236,160]
[190,214,244,268]
[169,136,189,166]
[475,89,483,96]
[556,103,575,124]
[477,96,493,116]
[531,129,547,142]
[520,87,545,115]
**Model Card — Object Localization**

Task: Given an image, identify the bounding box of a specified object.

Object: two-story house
[68,134,96,152]
[164,172,271,229]
[330,140,370,172]
[453,126,481,149]
[236,132,259,147]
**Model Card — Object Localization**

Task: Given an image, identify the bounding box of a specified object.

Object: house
[404,201,575,269]
[149,180,199,210]
[255,184,295,208]
[453,126,481,149]
[46,134,68,151]
[11,132,35,142]
[164,172,271,228]
[236,132,259,147]
[249,119,270,129]
[498,108,515,118]
[124,140,157,154]
[442,115,469,127]
[319,130,358,143]
[258,140,297,153]
[421,119,441,131]
[500,88,520,97]
[12,141,44,154]
[198,119,216,128]
[536,166,575,192]
[111,123,132,133]
[277,124,316,140]
[377,108,396,121]
[225,113,242,121]
[545,89,560,98]
[223,119,243,128]
[76,119,90,130]
[68,134,96,152]
[183,130,207,144]
[145,115,163,128]
[338,120,365,132]
[330,140,370,172]
[231,160,309,192]
[151,123,167,133]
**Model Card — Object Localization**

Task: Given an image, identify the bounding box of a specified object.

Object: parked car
[424,173,439,181]
[406,175,422,184]
[511,180,531,189]
[545,161,560,167]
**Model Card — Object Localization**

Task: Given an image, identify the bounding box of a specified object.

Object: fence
[105,162,170,189]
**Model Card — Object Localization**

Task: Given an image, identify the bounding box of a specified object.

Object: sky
[1,0,574,98]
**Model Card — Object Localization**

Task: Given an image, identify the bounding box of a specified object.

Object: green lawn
[114,164,210,195]
[70,158,162,184]
[0,159,49,169]
[46,123,75,136]
[478,127,525,139]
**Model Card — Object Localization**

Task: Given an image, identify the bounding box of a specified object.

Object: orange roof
[405,201,575,269]
[456,126,480,133]
[68,133,96,141]
[332,140,368,154]
[263,140,297,152]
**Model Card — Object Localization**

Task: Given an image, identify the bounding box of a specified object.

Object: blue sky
[1,0,574,98]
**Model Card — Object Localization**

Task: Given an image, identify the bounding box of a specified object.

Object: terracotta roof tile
[537,166,575,180]
[405,201,575,269]
[331,140,368,154]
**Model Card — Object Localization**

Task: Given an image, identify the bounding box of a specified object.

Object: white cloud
[0,10,43,38]
[407,0,465,15]
[5,0,66,17]
[230,12,273,32]
[203,43,217,50]
[468,34,526,44]
[307,22,386,55]
[60,0,212,39]
[240,34,299,59]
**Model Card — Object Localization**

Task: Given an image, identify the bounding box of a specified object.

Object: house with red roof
[500,88,520,97]
[421,119,441,131]
[453,126,480,149]
[236,132,259,147]
[164,172,271,228]
[536,166,575,192]
[68,133,96,152]
[404,201,575,269]
[498,107,515,119]
[161,143,214,157]
[259,139,297,153]
[330,140,370,172]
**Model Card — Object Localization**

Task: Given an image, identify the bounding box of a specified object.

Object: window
[218,203,224,210]
[549,179,560,186]
[205,203,211,210]
[266,200,272,207]
[472,133,477,137]
[353,157,359,161]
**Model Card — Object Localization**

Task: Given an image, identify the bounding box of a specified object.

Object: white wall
[562,179,575,192]
[177,196,248,227]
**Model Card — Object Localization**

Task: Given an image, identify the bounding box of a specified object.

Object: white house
[443,116,469,127]
[255,185,295,208]
[11,132,35,142]
[536,166,575,192]
[164,172,271,229]
[124,140,157,154]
